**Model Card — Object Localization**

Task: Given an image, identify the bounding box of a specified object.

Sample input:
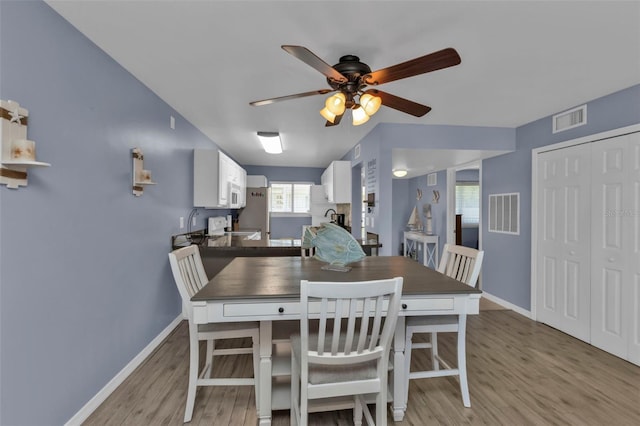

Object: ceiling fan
[250,45,461,127]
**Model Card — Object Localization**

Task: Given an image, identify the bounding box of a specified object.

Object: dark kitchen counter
[171,229,382,278]
[172,231,302,254]
[171,229,381,255]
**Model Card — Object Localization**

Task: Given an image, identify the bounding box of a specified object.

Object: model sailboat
[407,206,423,231]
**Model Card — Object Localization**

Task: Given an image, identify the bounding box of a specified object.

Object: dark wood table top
[192,256,481,301]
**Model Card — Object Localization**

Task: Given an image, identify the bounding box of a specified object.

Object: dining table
[191,255,482,425]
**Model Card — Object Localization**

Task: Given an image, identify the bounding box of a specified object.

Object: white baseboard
[481,291,533,319]
[65,315,183,426]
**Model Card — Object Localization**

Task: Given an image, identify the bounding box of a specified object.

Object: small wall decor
[132,147,156,196]
[432,190,440,203]
[1,99,50,189]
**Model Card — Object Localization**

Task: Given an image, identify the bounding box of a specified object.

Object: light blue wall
[0,2,229,424]
[457,169,479,182]
[269,217,310,239]
[482,84,640,310]
[391,178,410,255]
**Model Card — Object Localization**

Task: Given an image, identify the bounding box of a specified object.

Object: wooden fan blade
[365,89,431,117]
[325,112,344,127]
[250,89,334,106]
[282,45,347,83]
[364,48,461,86]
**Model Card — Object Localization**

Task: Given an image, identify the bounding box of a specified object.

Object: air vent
[427,173,437,186]
[552,104,587,133]
[489,192,519,235]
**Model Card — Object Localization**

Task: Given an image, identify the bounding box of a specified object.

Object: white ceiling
[46,1,640,177]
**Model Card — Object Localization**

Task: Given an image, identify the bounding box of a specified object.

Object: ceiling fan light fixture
[325,92,346,115]
[352,106,370,126]
[393,169,408,178]
[257,131,283,154]
[360,93,382,116]
[320,107,337,123]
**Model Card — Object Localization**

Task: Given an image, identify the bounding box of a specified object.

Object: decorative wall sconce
[1,100,50,189]
[132,148,156,196]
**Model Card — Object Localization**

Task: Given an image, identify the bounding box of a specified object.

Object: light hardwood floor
[84,302,640,425]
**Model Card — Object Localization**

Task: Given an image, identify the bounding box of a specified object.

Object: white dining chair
[168,245,260,423]
[290,277,403,426]
[404,244,484,408]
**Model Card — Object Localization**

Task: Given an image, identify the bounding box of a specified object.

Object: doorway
[446,161,482,250]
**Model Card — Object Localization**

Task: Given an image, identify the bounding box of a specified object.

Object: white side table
[404,231,439,269]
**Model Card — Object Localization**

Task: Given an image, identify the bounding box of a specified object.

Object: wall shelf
[132,148,156,196]
[1,100,50,189]
[1,159,51,167]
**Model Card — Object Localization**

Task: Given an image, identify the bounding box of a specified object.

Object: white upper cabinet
[193,149,246,208]
[239,167,247,207]
[321,160,352,203]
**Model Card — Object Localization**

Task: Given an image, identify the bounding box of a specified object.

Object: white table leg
[258,321,272,426]
[392,316,407,422]
[422,241,427,267]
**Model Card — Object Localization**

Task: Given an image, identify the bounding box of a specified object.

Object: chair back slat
[437,244,485,287]
[357,297,373,352]
[368,295,384,352]
[169,246,210,320]
[331,298,344,355]
[300,278,403,368]
[344,299,358,355]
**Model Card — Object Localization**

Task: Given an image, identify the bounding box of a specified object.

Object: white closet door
[626,133,640,365]
[590,136,629,357]
[536,143,592,341]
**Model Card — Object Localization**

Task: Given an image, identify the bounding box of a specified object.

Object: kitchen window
[270,182,312,216]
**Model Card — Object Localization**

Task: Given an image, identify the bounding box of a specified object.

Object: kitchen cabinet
[239,167,247,207]
[321,160,351,203]
[194,149,247,208]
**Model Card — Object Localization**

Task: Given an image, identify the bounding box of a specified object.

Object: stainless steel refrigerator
[237,187,270,239]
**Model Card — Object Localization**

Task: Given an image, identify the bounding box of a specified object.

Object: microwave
[229,183,242,208]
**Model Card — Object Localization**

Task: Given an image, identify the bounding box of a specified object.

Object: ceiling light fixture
[393,169,408,178]
[351,105,370,126]
[257,131,282,154]
[320,93,346,124]
[360,93,382,116]
[319,92,381,126]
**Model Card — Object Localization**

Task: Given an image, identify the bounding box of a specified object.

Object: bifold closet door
[630,133,640,366]
[536,143,592,342]
[590,132,640,364]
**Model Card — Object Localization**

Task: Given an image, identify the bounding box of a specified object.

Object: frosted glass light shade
[360,93,382,116]
[325,93,346,115]
[393,169,408,177]
[352,106,370,126]
[320,107,337,123]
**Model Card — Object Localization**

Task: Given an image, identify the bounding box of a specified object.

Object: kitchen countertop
[172,231,301,249]
[171,229,382,278]
[171,230,381,252]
